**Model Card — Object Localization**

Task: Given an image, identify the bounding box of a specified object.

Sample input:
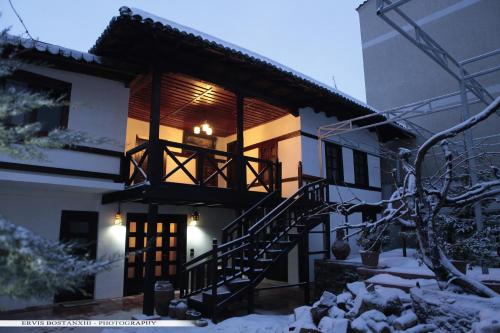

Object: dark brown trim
[0,161,122,182]
[64,145,123,158]
[300,131,317,140]
[300,131,381,159]
[302,172,381,192]
[281,176,299,183]
[243,130,301,152]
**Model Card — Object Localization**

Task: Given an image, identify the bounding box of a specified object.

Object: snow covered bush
[332,97,500,297]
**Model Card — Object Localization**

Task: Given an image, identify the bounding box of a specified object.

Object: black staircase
[180,179,330,321]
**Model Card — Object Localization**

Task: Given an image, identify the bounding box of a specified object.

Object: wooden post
[303,232,310,305]
[324,181,331,259]
[298,161,303,187]
[211,239,218,320]
[142,65,162,316]
[247,231,255,314]
[143,203,158,315]
[236,94,246,193]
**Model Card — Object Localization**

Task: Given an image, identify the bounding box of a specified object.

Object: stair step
[225,266,264,275]
[202,285,231,297]
[226,277,250,291]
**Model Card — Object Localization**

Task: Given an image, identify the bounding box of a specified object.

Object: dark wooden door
[258,140,278,185]
[227,141,238,188]
[55,211,98,303]
[124,213,187,296]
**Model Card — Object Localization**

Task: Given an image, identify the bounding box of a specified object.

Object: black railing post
[304,230,310,305]
[236,94,247,193]
[211,238,218,320]
[276,161,282,195]
[120,153,131,185]
[247,231,255,314]
[197,151,205,186]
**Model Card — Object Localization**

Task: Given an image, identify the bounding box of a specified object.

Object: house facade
[0,7,410,312]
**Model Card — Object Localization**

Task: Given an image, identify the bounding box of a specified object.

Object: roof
[1,34,139,82]
[93,6,375,115]
[2,34,102,64]
[91,7,413,141]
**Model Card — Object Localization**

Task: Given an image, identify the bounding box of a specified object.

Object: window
[353,150,369,186]
[3,70,71,135]
[325,142,343,184]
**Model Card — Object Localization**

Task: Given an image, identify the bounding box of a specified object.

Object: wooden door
[124,213,187,296]
[55,211,98,303]
[258,140,278,185]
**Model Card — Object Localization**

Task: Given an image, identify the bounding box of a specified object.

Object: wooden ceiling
[128,73,291,137]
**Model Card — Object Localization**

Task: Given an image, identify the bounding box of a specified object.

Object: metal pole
[459,68,488,274]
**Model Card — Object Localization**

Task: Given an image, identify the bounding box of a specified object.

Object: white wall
[298,107,383,281]
[0,64,129,180]
[0,180,235,311]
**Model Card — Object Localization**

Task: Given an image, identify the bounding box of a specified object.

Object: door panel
[55,211,98,303]
[124,213,187,296]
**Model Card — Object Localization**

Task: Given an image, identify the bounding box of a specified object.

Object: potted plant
[357,225,390,267]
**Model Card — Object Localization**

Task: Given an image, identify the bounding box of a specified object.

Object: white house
[0,7,412,314]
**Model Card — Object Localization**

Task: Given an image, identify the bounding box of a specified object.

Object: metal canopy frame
[317,0,500,240]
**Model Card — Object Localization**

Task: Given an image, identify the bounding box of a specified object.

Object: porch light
[189,210,200,227]
[114,202,123,226]
[193,121,213,135]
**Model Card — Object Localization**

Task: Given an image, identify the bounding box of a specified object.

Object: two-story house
[0,7,411,314]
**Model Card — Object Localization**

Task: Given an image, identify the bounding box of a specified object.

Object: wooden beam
[130,73,152,96]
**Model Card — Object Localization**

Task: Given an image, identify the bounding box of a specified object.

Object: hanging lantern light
[189,210,200,226]
[193,121,213,135]
[193,126,201,134]
[114,202,123,226]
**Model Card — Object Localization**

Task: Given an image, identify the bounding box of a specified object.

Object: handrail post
[121,153,131,185]
[197,151,205,186]
[211,238,218,320]
[247,231,255,314]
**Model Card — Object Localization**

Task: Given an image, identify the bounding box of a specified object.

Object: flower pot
[360,250,380,267]
[154,281,174,316]
[331,229,351,260]
[451,259,467,274]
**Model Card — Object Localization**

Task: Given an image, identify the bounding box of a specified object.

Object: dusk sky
[0,1,368,102]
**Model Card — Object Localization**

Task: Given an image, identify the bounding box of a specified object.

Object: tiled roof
[97,6,382,117]
[2,34,103,64]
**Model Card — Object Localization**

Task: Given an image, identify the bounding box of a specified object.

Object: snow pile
[284,282,437,333]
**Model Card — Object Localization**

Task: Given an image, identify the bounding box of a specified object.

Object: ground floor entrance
[123,213,187,296]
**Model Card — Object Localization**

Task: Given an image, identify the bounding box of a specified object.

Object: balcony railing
[121,139,281,193]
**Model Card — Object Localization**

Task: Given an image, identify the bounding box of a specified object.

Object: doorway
[123,213,187,296]
[55,211,98,303]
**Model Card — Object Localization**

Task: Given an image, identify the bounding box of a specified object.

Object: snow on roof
[356,0,373,11]
[1,34,103,65]
[121,6,380,115]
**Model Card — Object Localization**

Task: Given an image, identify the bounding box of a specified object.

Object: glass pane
[170,223,177,233]
[155,265,162,277]
[129,237,136,248]
[129,222,136,233]
[157,223,163,233]
[169,237,177,247]
[156,237,162,247]
[128,253,135,263]
[143,252,146,262]
[169,265,176,275]
[169,251,176,261]
[156,251,162,261]
[144,237,147,247]
[127,267,134,278]
[144,222,148,233]
[143,267,145,277]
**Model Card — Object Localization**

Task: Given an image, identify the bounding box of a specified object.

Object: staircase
[179,179,330,320]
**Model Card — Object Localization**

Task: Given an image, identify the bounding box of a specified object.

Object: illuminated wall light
[114,202,124,226]
[189,210,200,227]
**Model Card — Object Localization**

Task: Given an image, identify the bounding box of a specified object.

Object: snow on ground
[348,248,500,282]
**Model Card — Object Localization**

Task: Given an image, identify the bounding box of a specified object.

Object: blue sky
[0,0,368,102]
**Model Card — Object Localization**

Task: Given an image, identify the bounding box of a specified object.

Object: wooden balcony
[102,140,282,207]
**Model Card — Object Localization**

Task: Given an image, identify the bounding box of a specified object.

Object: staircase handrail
[221,191,277,241]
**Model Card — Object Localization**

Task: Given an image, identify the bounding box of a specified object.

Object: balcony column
[143,64,162,316]
[236,94,247,193]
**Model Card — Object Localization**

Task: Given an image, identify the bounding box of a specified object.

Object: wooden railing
[179,179,329,319]
[121,139,281,193]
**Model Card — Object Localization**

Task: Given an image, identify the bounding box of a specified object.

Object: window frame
[2,70,71,135]
[324,141,344,184]
[353,149,369,187]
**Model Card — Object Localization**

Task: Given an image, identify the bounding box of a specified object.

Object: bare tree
[330,97,500,298]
